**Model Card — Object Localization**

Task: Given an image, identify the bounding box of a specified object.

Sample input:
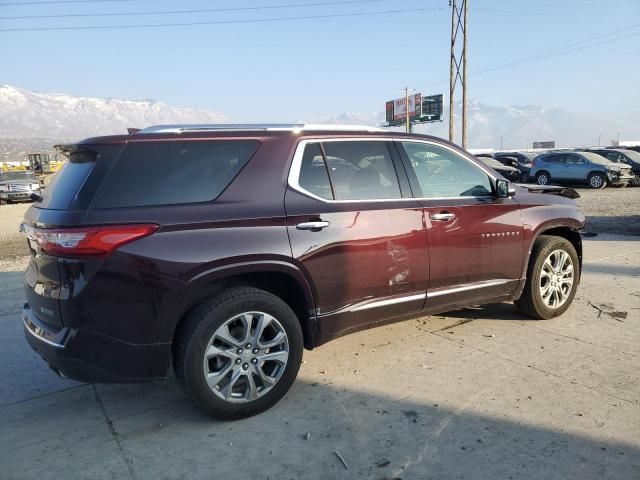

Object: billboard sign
[533,141,555,149]
[394,93,421,121]
[385,93,442,126]
[421,94,443,121]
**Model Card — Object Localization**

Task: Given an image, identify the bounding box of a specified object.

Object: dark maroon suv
[21,124,585,419]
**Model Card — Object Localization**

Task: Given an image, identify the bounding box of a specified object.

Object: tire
[519,172,529,183]
[631,176,640,187]
[588,172,607,189]
[535,171,550,185]
[174,287,304,420]
[515,235,580,320]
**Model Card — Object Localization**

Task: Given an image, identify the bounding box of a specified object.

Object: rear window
[91,140,258,209]
[38,145,123,210]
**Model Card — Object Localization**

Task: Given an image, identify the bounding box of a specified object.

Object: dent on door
[286,201,428,336]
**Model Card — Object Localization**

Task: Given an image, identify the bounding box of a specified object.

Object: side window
[543,154,561,163]
[400,142,493,198]
[298,143,333,200]
[565,154,585,164]
[606,152,621,162]
[321,141,402,200]
[92,140,258,208]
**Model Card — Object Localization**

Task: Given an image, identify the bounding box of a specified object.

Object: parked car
[494,151,538,183]
[586,148,640,186]
[477,156,521,181]
[0,171,41,204]
[21,124,585,419]
[530,151,634,188]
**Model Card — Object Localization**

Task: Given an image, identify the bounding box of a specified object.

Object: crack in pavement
[92,385,138,480]
[0,383,88,408]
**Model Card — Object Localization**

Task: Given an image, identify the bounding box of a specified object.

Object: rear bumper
[22,304,171,383]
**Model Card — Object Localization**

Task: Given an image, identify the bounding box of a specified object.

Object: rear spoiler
[520,184,580,199]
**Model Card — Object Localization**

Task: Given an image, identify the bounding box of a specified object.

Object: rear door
[563,153,588,181]
[541,153,565,179]
[285,138,428,337]
[396,140,525,311]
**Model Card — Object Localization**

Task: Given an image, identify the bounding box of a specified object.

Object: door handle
[430,212,456,222]
[296,221,330,231]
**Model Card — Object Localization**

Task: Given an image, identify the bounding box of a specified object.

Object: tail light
[21,224,158,257]
[531,159,537,168]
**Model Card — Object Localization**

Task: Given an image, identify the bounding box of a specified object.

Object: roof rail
[136,123,384,134]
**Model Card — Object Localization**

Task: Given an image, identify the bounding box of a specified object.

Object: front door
[396,140,525,311]
[285,138,428,337]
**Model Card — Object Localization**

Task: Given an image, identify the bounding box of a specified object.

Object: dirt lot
[0,191,639,479]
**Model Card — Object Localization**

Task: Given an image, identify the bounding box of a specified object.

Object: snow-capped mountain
[309,100,639,149]
[0,85,227,139]
[1,85,637,160]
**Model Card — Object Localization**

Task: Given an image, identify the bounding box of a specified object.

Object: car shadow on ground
[1,371,638,480]
[584,215,640,237]
[441,302,535,322]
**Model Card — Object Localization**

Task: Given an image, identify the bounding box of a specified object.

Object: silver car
[0,172,41,204]
[530,151,634,188]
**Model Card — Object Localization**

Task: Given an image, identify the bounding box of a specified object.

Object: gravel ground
[575,186,640,236]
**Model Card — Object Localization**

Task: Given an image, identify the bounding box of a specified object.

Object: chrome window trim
[349,293,426,313]
[288,137,499,203]
[426,279,512,298]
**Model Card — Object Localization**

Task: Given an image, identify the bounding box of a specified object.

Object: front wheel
[515,236,579,319]
[519,172,530,183]
[174,287,303,419]
[588,172,607,189]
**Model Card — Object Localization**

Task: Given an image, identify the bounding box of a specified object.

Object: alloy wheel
[202,311,289,403]
[539,249,574,309]
[589,175,604,188]
[537,174,549,185]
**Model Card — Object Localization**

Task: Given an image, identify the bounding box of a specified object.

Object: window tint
[92,140,258,208]
[400,142,493,198]
[542,154,562,163]
[320,141,401,200]
[298,143,333,200]
[565,154,585,164]
[38,144,123,210]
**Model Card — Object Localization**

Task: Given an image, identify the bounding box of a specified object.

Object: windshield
[582,152,614,164]
[479,157,505,168]
[0,172,37,181]
[620,150,640,162]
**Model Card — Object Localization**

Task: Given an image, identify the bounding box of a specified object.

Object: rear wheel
[588,172,607,189]
[515,236,579,319]
[535,171,550,185]
[174,287,303,419]
[519,172,530,183]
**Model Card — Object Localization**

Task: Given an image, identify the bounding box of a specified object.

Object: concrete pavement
[1,234,639,479]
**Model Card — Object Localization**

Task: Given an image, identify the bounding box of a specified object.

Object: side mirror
[495,178,515,198]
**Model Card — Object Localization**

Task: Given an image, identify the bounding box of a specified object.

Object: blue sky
[1,0,639,121]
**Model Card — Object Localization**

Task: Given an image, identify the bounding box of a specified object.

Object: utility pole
[405,87,411,133]
[449,0,468,148]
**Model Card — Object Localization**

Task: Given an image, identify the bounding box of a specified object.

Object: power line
[413,22,640,91]
[0,0,393,20]
[0,7,439,32]
[473,26,640,76]
[0,0,148,5]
